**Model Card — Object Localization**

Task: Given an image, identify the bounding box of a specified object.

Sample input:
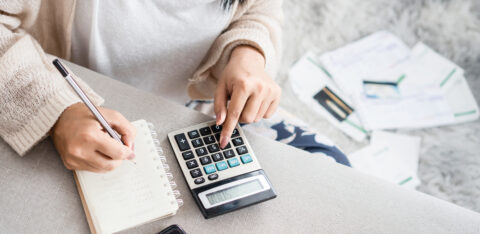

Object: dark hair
[221,0,245,9]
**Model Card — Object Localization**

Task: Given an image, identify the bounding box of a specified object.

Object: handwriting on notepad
[93,163,155,210]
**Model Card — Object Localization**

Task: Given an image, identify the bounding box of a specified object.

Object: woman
[0,0,348,173]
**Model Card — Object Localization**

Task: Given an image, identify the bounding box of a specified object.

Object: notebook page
[76,120,178,234]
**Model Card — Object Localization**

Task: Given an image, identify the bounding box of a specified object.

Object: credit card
[313,87,354,121]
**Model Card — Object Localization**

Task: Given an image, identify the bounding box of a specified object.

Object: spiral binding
[147,122,183,208]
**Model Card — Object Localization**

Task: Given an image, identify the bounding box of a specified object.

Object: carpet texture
[278,0,480,212]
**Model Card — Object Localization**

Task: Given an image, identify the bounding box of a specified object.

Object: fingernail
[220,135,228,149]
[127,153,136,160]
[216,112,225,125]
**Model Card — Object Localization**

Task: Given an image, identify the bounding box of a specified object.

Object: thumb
[214,81,228,126]
[105,110,137,150]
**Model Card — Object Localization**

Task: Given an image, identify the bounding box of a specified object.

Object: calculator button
[216,161,228,171]
[191,138,204,148]
[174,133,190,151]
[236,146,248,155]
[194,177,205,184]
[199,156,212,165]
[240,154,253,164]
[211,153,224,162]
[223,142,232,149]
[210,125,222,133]
[214,133,221,141]
[199,127,212,136]
[232,137,244,146]
[190,168,202,178]
[204,164,216,174]
[188,130,200,139]
[223,149,235,159]
[208,173,219,181]
[203,135,216,144]
[196,147,207,156]
[186,159,198,169]
[207,143,220,153]
[232,128,240,137]
[182,151,194,160]
[228,158,240,167]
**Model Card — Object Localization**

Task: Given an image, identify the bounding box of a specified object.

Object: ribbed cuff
[216,32,278,79]
[4,88,103,156]
[187,28,278,100]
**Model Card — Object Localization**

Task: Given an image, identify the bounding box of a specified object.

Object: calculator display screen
[206,179,263,205]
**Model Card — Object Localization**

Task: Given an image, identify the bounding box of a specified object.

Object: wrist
[229,45,265,68]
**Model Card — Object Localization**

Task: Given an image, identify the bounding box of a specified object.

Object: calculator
[167,120,276,218]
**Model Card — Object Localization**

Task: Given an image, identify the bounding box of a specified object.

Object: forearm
[188,0,283,100]
[0,23,103,155]
[229,45,266,69]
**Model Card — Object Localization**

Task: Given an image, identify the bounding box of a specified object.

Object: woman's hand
[214,45,281,148]
[51,103,136,173]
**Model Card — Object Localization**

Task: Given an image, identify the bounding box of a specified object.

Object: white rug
[279,0,480,212]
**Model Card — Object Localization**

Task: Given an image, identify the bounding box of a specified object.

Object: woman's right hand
[51,103,136,173]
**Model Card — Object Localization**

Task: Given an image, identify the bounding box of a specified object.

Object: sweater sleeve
[187,0,283,100]
[0,4,103,155]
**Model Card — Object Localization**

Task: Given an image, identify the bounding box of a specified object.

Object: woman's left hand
[214,45,281,148]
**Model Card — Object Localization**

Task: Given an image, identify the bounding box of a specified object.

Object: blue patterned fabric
[270,121,350,166]
[186,100,351,166]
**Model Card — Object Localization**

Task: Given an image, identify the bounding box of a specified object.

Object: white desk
[1,62,479,233]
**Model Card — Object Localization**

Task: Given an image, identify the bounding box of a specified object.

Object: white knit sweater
[0,0,282,156]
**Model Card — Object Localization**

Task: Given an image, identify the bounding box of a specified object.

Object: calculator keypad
[173,125,255,182]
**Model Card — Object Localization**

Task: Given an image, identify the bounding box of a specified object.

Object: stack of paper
[288,31,478,188]
[347,131,421,189]
[317,31,479,130]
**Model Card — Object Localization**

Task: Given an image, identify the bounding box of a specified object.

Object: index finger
[104,110,137,149]
[220,88,249,148]
[95,132,132,160]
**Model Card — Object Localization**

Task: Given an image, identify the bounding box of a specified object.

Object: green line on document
[454,110,477,117]
[396,74,406,84]
[343,119,368,134]
[306,56,333,78]
[439,68,456,87]
[399,177,413,185]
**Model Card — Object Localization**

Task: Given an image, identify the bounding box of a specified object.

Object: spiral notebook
[74,119,182,234]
